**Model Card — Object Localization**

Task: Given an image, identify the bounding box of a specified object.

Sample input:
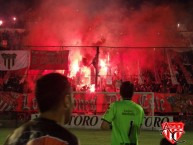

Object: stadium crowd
[0,28,193,94]
[0,62,193,94]
[0,29,25,50]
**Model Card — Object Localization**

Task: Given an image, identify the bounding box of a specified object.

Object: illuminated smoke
[70,60,80,77]
[89,84,95,93]
[69,48,82,77]
[99,59,108,76]
[0,20,3,26]
[24,0,183,47]
[22,0,192,87]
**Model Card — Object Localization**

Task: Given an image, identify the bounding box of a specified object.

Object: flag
[0,50,30,70]
[30,50,69,70]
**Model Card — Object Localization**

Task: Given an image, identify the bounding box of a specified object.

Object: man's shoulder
[11,120,36,136]
[3,120,38,145]
[4,119,78,145]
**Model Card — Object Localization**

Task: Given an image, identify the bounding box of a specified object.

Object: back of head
[120,81,134,100]
[160,138,177,145]
[35,73,71,113]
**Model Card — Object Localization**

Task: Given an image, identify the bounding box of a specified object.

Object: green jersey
[102,100,144,145]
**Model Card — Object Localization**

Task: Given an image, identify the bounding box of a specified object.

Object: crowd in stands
[132,50,193,94]
[0,71,26,93]
[0,29,193,94]
[0,50,193,94]
[0,29,25,50]
[0,29,26,92]
[133,79,193,94]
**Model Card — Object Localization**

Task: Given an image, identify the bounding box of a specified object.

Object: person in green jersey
[101,81,144,145]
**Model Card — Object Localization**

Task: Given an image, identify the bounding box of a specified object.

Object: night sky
[0,0,193,21]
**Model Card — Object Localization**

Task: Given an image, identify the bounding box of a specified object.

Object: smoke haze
[1,0,192,78]
[23,0,189,47]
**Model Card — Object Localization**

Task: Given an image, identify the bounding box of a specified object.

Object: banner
[0,92,19,111]
[0,92,37,112]
[0,50,30,70]
[1,92,193,115]
[31,114,173,130]
[30,50,69,70]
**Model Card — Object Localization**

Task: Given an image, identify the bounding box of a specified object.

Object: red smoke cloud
[22,0,190,86]
[24,0,181,47]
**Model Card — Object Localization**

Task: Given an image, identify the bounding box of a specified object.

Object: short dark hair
[120,81,134,100]
[35,73,71,113]
[160,138,177,145]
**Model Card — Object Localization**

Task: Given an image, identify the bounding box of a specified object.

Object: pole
[95,46,100,91]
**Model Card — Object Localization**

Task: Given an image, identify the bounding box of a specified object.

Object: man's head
[120,81,134,100]
[35,73,73,123]
[160,138,177,145]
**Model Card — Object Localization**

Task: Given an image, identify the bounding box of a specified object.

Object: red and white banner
[0,50,30,70]
[30,50,69,70]
[0,91,36,112]
[1,91,193,115]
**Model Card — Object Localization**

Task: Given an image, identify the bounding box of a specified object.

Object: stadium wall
[31,114,173,130]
